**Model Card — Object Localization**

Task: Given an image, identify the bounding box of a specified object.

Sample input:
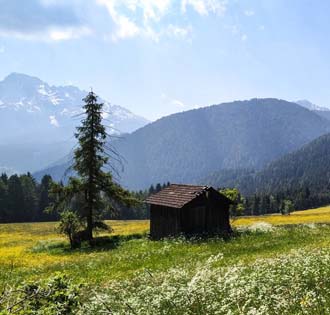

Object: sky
[0,0,330,120]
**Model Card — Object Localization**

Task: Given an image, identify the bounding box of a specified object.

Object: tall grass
[2,209,330,313]
[79,247,330,314]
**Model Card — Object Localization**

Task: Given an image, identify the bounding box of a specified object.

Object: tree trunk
[86,189,93,242]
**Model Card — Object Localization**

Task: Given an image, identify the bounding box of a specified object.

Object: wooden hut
[146,184,232,239]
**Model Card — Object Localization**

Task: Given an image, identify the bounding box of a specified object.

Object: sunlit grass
[0,220,149,269]
[232,205,330,227]
[1,207,330,288]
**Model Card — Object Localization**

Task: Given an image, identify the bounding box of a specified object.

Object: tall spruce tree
[73,91,108,240]
[49,91,136,244]
[73,92,108,239]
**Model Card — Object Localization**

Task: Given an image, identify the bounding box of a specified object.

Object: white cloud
[166,24,192,39]
[49,26,92,41]
[98,0,174,41]
[0,0,88,42]
[97,0,226,42]
[0,46,4,53]
[49,115,59,127]
[241,34,247,41]
[181,0,228,16]
[161,93,186,108]
[244,9,255,16]
[171,99,186,108]
[111,15,140,41]
[0,26,91,42]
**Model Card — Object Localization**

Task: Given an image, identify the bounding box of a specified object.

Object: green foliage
[282,199,294,215]
[49,91,138,243]
[220,188,245,217]
[0,172,167,223]
[0,173,55,223]
[58,211,83,249]
[0,273,81,315]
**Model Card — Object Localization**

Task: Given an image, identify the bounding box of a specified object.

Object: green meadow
[2,209,330,314]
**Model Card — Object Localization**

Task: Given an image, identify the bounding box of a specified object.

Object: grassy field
[234,205,330,225]
[2,207,330,314]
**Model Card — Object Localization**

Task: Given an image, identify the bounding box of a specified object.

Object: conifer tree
[49,91,136,244]
[38,175,53,221]
[73,91,107,240]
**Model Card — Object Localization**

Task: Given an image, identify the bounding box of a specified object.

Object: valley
[2,2,330,313]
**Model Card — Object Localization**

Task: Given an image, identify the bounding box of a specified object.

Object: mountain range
[0,73,149,173]
[35,98,330,190]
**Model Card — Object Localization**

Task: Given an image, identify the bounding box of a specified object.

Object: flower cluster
[79,248,330,315]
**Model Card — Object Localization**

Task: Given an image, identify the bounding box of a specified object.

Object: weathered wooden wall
[150,205,181,239]
[150,189,231,239]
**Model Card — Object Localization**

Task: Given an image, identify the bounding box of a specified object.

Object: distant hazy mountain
[0,73,149,172]
[37,98,330,189]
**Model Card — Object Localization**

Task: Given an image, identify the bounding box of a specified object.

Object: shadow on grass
[85,233,147,252]
[31,233,148,255]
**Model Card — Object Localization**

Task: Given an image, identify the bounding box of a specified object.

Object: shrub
[0,273,82,315]
[58,210,83,249]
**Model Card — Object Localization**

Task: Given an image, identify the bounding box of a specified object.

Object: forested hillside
[36,98,330,190]
[205,133,330,194]
[203,133,330,213]
[254,133,330,194]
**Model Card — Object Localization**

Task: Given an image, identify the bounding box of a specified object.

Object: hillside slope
[253,133,330,193]
[36,98,330,189]
[111,98,330,189]
[204,133,330,196]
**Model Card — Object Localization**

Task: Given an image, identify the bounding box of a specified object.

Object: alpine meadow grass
[2,208,330,313]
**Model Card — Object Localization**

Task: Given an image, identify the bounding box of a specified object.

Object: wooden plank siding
[147,184,232,239]
[150,205,181,239]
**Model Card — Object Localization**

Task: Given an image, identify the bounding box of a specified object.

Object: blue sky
[0,0,330,120]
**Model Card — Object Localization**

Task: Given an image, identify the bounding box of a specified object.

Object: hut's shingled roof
[145,184,209,208]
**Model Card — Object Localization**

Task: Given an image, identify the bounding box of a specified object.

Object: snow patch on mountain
[0,72,149,173]
[0,73,149,143]
[296,100,330,112]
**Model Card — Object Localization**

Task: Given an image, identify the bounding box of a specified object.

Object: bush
[0,273,82,315]
[58,210,83,249]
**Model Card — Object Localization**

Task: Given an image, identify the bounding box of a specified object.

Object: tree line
[0,173,55,223]
[0,171,171,224]
[1,171,329,223]
[220,185,330,217]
